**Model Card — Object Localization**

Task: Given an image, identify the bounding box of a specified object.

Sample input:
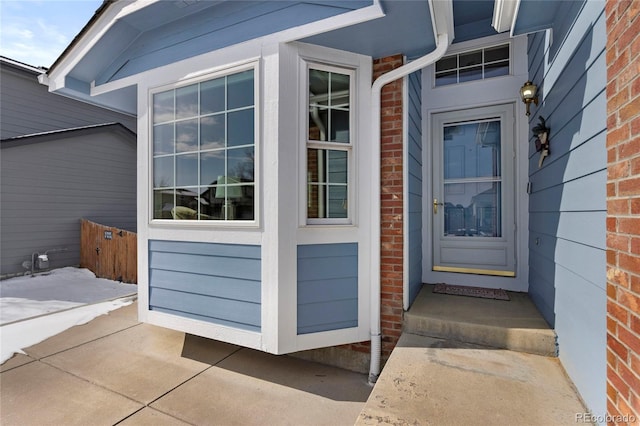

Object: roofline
[47,0,115,73]
[0,122,136,148]
[0,56,47,75]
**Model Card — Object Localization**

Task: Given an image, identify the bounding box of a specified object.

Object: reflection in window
[435,44,510,87]
[442,119,502,237]
[152,69,255,221]
[306,67,352,221]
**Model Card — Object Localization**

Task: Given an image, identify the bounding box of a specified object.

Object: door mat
[432,283,510,301]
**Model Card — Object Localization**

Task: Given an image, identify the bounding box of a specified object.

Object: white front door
[432,104,516,276]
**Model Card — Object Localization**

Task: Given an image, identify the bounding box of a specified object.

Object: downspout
[368,1,453,384]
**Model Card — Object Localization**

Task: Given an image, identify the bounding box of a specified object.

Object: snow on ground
[0,267,137,364]
[0,298,133,364]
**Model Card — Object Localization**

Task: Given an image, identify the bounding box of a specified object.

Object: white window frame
[148,62,259,227]
[303,61,356,226]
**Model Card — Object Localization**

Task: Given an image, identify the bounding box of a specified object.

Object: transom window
[306,65,353,222]
[435,44,510,87]
[152,68,255,221]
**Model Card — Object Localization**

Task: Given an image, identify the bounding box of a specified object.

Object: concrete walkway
[357,286,590,426]
[357,334,589,425]
[1,302,371,425]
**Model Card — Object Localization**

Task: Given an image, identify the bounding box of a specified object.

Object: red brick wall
[375,54,406,358]
[340,54,406,361]
[606,0,640,422]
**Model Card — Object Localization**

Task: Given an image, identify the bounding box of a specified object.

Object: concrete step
[356,333,586,425]
[404,285,557,357]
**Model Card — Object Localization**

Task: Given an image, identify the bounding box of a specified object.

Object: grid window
[435,44,510,87]
[152,69,255,221]
[307,67,352,221]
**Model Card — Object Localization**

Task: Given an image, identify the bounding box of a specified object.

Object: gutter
[368,0,453,384]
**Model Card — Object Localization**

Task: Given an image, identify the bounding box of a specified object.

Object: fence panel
[80,219,137,284]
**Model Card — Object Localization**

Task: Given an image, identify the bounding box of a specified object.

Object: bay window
[152,67,255,221]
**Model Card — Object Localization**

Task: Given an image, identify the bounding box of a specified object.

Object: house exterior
[40,0,639,422]
[0,57,137,276]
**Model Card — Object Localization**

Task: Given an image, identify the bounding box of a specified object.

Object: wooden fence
[80,219,137,284]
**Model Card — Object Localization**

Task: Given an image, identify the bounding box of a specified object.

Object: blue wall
[297,243,358,334]
[148,240,261,332]
[407,70,423,305]
[526,0,606,417]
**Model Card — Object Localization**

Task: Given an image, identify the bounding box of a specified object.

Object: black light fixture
[520,81,538,116]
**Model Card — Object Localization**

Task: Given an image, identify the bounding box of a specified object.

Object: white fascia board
[277,0,385,43]
[46,0,161,91]
[492,0,520,34]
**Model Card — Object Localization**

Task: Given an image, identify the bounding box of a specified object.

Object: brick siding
[606,0,640,422]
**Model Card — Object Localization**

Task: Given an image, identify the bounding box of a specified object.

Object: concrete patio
[1,290,589,425]
[0,302,371,426]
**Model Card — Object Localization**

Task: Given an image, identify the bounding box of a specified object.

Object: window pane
[227,70,254,109]
[485,45,509,62]
[153,91,174,123]
[153,156,174,188]
[327,185,347,218]
[435,70,457,87]
[176,119,198,153]
[235,185,254,220]
[176,153,198,186]
[436,56,457,72]
[153,123,174,155]
[309,107,328,141]
[228,109,254,147]
[200,78,225,115]
[309,69,329,107]
[328,150,347,183]
[154,189,174,219]
[228,147,255,181]
[443,182,501,237]
[459,51,482,67]
[200,115,225,151]
[174,188,200,220]
[176,84,198,120]
[459,66,482,83]
[330,109,349,143]
[200,150,225,186]
[307,148,348,219]
[485,61,509,78]
[330,72,350,108]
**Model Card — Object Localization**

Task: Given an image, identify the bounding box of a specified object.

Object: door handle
[433,198,444,214]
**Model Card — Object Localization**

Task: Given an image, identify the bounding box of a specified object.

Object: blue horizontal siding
[526,0,606,418]
[297,243,358,335]
[407,71,423,305]
[149,240,261,332]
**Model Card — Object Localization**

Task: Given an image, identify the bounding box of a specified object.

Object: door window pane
[443,120,501,179]
[443,182,501,237]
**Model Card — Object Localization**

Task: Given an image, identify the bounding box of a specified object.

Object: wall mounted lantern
[520,81,538,116]
[532,116,550,168]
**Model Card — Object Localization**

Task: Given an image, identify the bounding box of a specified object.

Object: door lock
[433,198,444,214]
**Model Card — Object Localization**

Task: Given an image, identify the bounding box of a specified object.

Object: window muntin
[152,68,255,221]
[435,44,510,87]
[306,66,353,222]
